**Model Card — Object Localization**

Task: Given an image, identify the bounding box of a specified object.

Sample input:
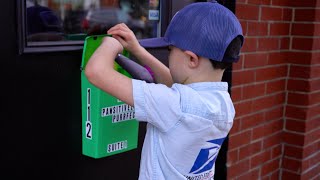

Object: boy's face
[168,46,189,84]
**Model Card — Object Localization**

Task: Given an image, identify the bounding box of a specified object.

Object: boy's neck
[182,70,225,84]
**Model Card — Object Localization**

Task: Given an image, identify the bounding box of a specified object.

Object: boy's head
[140,1,244,68]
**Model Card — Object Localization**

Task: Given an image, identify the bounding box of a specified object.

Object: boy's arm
[130,46,173,86]
[108,23,173,87]
[85,36,134,106]
[115,54,154,83]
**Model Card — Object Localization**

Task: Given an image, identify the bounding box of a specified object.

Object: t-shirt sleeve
[132,79,182,132]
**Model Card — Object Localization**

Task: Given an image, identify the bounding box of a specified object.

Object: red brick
[285,105,308,119]
[281,170,300,179]
[283,131,305,146]
[310,79,320,91]
[252,120,283,140]
[256,65,287,82]
[308,104,320,119]
[271,145,282,158]
[239,141,262,159]
[287,79,309,91]
[287,79,320,92]
[312,24,320,36]
[234,100,253,117]
[282,157,302,173]
[233,70,255,86]
[287,52,312,65]
[227,149,239,164]
[302,158,317,173]
[305,128,320,145]
[237,169,260,180]
[284,144,303,159]
[229,130,252,149]
[313,38,320,50]
[311,52,320,64]
[314,39,320,50]
[266,79,286,94]
[244,53,268,68]
[242,83,266,100]
[236,4,260,20]
[287,1,318,7]
[270,23,290,36]
[252,93,285,112]
[285,119,306,132]
[303,140,320,158]
[247,21,268,36]
[263,132,283,149]
[250,150,272,168]
[239,20,248,36]
[292,23,315,36]
[313,9,320,21]
[268,52,288,65]
[280,37,290,50]
[242,37,258,52]
[305,116,320,132]
[230,117,241,135]
[261,7,283,21]
[264,106,284,120]
[228,159,250,179]
[289,65,311,79]
[267,120,283,134]
[247,0,271,5]
[252,124,266,140]
[288,91,320,106]
[286,104,320,121]
[287,92,309,106]
[292,37,314,50]
[270,170,280,180]
[241,113,265,130]
[257,37,280,51]
[301,160,310,174]
[309,152,320,168]
[285,118,306,133]
[233,54,244,70]
[301,164,320,180]
[302,152,320,171]
[261,158,280,176]
[231,86,242,102]
[311,65,320,78]
[282,8,293,21]
[271,0,290,7]
[294,9,320,22]
[294,9,310,21]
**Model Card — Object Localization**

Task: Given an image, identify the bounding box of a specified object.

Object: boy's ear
[184,50,199,68]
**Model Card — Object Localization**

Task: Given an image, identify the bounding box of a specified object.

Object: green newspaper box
[81,35,139,158]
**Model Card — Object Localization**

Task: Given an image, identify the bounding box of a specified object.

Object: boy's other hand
[107,23,142,53]
[101,36,124,55]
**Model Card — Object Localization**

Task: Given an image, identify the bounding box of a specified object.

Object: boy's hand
[107,23,142,54]
[101,36,124,55]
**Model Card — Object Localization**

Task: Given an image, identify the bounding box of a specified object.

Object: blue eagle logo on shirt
[189,137,226,174]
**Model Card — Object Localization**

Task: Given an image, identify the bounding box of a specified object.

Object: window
[18,0,167,53]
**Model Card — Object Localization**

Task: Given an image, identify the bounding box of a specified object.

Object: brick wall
[100,0,119,7]
[227,0,320,179]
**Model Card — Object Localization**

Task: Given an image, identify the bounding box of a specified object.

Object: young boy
[85,2,243,180]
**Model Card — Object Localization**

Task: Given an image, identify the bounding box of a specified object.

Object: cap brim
[139,37,170,48]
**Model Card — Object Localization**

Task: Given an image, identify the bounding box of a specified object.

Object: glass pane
[26,0,161,45]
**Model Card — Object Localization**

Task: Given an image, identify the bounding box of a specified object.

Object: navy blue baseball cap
[139,1,244,62]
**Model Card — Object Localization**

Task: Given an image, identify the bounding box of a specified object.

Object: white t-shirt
[132,80,235,180]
